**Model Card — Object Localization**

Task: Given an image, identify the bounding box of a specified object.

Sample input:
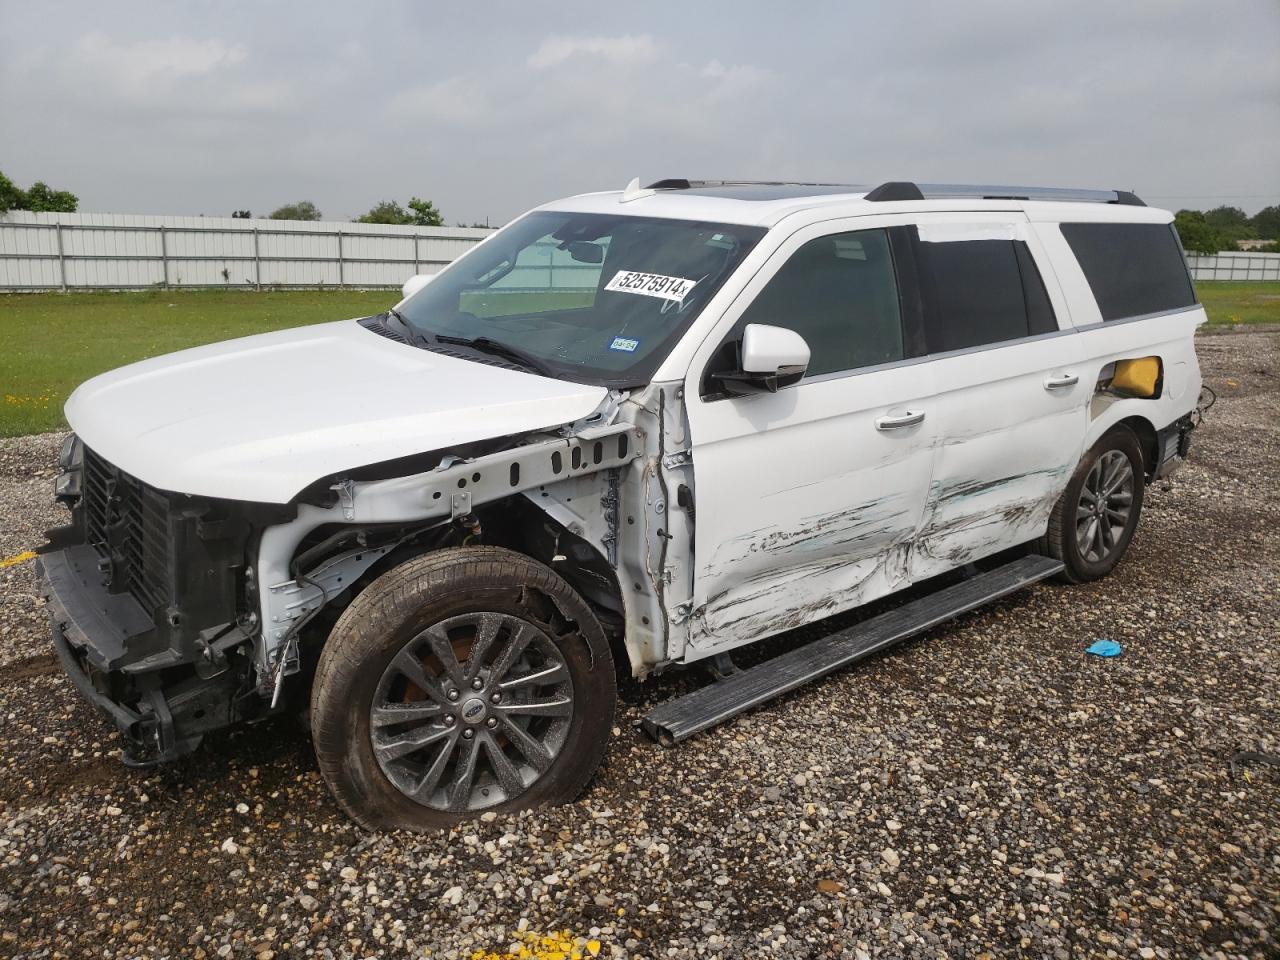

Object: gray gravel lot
[0,329,1277,959]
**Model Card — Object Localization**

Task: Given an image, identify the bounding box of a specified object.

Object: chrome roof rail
[864,181,1145,206]
[644,179,849,190]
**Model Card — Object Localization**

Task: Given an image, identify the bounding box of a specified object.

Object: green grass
[2,282,1278,437]
[0,289,393,437]
[1194,281,1280,326]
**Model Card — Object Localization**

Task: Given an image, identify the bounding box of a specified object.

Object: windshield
[397,211,766,385]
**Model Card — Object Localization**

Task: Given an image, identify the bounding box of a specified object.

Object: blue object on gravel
[1086,639,1122,657]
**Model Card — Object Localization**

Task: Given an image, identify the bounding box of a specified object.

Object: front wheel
[1043,425,1146,583]
[311,546,616,831]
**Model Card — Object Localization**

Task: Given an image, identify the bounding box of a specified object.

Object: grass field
[1,281,1278,437]
[1193,281,1280,326]
[0,289,392,437]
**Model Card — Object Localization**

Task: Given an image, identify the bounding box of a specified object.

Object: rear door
[682,219,938,656]
[907,214,1089,580]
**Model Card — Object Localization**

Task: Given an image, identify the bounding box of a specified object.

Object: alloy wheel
[1075,450,1134,564]
[370,612,574,812]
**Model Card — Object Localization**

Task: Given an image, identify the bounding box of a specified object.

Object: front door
[906,214,1090,579]
[683,222,937,657]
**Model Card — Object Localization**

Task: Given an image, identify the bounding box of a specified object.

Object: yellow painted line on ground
[0,550,37,569]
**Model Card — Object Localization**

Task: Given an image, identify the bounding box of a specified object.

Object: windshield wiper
[385,308,429,347]
[386,312,553,376]
[434,334,555,377]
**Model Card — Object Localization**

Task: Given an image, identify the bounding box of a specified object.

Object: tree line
[1174,205,1280,254]
[255,197,446,226]
[256,199,491,229]
[0,171,78,213]
[0,169,463,227]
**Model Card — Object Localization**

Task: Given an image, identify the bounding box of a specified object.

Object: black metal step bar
[641,554,1064,745]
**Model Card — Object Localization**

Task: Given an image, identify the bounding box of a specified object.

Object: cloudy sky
[2,1,1277,223]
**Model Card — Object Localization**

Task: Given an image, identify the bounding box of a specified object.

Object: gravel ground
[0,329,1277,960]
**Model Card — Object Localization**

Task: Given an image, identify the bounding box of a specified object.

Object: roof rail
[863,181,1146,206]
[644,179,848,190]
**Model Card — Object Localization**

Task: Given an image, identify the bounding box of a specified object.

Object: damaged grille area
[83,447,172,615]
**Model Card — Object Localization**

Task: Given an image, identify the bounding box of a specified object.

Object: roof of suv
[541,179,1171,228]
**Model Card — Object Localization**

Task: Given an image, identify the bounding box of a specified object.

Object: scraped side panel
[683,364,938,660]
[697,492,915,641]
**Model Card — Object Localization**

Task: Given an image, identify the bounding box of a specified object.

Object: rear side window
[920,237,1058,353]
[1060,222,1197,321]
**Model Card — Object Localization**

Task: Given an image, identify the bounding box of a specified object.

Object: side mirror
[714,324,810,396]
[401,274,434,300]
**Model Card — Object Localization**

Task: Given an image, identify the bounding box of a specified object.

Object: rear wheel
[1043,426,1146,583]
[311,546,615,830]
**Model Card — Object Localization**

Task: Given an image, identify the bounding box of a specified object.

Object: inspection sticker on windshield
[608,336,639,353]
[605,270,698,303]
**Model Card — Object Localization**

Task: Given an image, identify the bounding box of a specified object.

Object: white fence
[3,210,1277,290]
[0,211,495,291]
[1187,251,1280,282]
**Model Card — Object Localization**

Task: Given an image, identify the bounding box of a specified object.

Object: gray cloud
[0,0,1276,223]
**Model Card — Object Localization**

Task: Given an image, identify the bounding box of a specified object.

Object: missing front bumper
[37,545,243,765]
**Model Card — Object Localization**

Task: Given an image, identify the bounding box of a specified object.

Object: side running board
[641,554,1064,746]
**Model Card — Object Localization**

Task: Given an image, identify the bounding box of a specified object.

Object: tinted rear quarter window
[1060,222,1197,321]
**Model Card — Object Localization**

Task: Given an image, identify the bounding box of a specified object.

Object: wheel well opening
[475,498,634,680]
[284,495,635,682]
[1117,415,1159,481]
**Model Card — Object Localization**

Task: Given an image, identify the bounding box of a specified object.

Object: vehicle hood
[65,318,609,503]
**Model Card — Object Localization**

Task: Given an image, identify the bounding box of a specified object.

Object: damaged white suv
[40,179,1204,829]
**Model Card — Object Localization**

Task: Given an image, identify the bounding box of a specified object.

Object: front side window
[734,228,905,377]
[398,211,765,385]
[920,236,1058,353]
[1059,222,1197,321]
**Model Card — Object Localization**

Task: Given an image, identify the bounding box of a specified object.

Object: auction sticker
[604,270,698,303]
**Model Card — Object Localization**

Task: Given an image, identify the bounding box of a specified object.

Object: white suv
[39,179,1204,829]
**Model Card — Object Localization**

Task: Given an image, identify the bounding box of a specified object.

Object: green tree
[356,197,445,226]
[269,200,321,221]
[407,197,443,226]
[0,171,22,213]
[1203,205,1255,244]
[1174,210,1229,255]
[355,200,411,224]
[0,173,79,213]
[1251,205,1280,240]
[231,209,252,219]
[1204,205,1248,228]
[23,182,79,212]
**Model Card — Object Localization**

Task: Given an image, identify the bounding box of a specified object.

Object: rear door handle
[875,410,925,431]
[1044,373,1079,390]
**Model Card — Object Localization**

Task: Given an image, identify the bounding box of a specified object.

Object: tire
[1043,425,1146,584]
[311,546,616,831]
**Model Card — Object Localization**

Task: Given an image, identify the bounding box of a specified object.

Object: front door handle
[875,409,925,431]
[1044,373,1080,390]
